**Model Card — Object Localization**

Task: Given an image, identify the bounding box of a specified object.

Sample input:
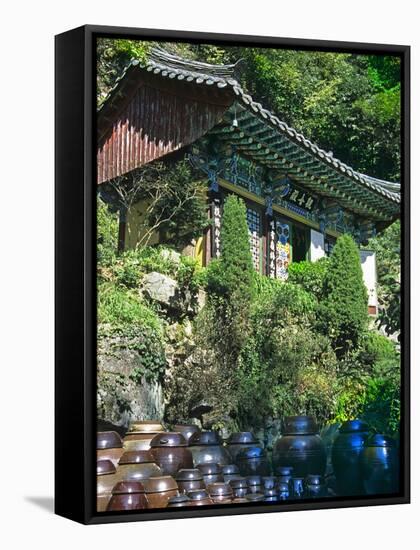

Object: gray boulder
[141,271,183,310]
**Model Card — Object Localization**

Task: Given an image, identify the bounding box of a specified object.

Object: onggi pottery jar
[96,460,118,512]
[331,419,369,496]
[172,424,200,444]
[150,432,193,476]
[277,480,290,500]
[123,420,165,451]
[175,469,205,493]
[207,482,233,503]
[116,450,162,482]
[245,493,265,502]
[167,494,192,508]
[290,477,305,499]
[97,431,124,466]
[229,477,249,498]
[264,488,279,502]
[226,432,259,462]
[236,446,271,477]
[189,431,231,466]
[187,489,213,506]
[222,464,240,482]
[305,474,328,498]
[246,475,263,494]
[141,476,179,508]
[273,416,327,477]
[106,481,148,512]
[262,476,278,490]
[197,462,224,485]
[360,434,399,495]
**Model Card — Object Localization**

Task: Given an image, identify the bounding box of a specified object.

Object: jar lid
[111,481,145,494]
[118,450,155,465]
[97,431,123,450]
[189,431,221,446]
[96,460,116,476]
[222,464,240,475]
[187,489,210,501]
[150,432,188,448]
[227,432,258,445]
[197,462,222,475]
[236,446,265,460]
[175,469,203,481]
[339,419,369,433]
[282,416,318,435]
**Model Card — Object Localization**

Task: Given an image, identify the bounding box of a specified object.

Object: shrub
[318,234,368,355]
[358,331,398,370]
[287,257,329,300]
[97,197,118,267]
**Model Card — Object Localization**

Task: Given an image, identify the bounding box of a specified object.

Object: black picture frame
[55,24,410,525]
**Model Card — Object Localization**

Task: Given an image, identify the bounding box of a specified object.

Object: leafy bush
[318,234,368,355]
[287,257,329,300]
[98,282,163,333]
[358,331,398,370]
[97,197,118,267]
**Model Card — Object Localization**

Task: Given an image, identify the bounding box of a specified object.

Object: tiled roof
[98,47,400,216]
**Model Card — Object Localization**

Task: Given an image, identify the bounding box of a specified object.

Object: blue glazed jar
[360,434,399,495]
[331,419,369,496]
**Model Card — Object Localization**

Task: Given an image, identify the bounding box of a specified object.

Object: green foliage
[145,161,209,249]
[319,234,368,355]
[97,197,118,267]
[360,375,400,436]
[98,282,163,332]
[207,195,255,303]
[287,258,329,300]
[368,220,401,336]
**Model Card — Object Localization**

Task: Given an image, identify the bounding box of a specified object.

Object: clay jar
[150,432,193,476]
[331,419,369,496]
[229,477,249,498]
[172,424,200,444]
[207,482,233,503]
[123,420,165,452]
[141,476,179,508]
[96,460,118,512]
[246,475,263,494]
[273,416,327,478]
[197,463,224,485]
[175,469,205,493]
[97,431,124,466]
[305,474,328,498]
[106,481,148,512]
[236,446,271,477]
[167,494,192,508]
[189,431,232,466]
[226,432,259,462]
[360,434,399,495]
[116,450,162,483]
[187,489,213,506]
[223,464,240,483]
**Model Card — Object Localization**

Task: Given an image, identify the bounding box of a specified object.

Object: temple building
[97,48,401,315]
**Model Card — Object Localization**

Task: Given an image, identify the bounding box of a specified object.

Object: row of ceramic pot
[97,415,399,506]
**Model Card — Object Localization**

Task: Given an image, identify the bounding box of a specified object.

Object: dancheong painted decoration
[97,46,400,313]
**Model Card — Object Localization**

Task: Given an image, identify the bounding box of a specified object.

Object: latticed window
[246,207,261,272]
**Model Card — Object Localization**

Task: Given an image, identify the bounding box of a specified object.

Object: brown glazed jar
[273,416,327,477]
[97,431,124,466]
[246,475,263,494]
[142,476,179,508]
[226,432,260,462]
[236,446,271,477]
[150,432,193,476]
[116,450,162,482]
[106,481,148,512]
[189,431,232,466]
[208,482,234,504]
[197,462,224,485]
[123,420,165,452]
[172,424,200,444]
[96,460,118,512]
[175,469,205,493]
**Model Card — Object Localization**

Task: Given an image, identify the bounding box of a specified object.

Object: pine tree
[319,234,368,355]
